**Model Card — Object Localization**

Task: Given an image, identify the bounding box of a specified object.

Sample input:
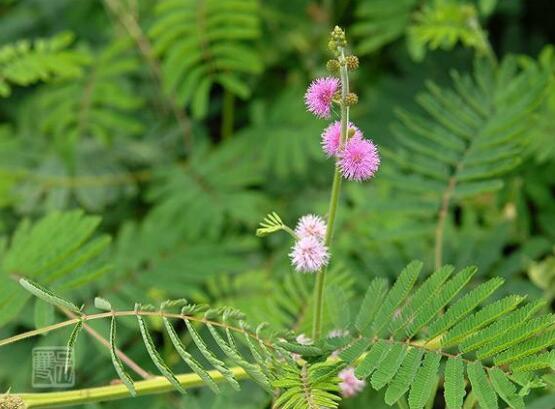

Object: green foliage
[149,0,263,118]
[0,1,554,409]
[0,31,90,97]
[236,87,325,178]
[273,362,343,409]
[32,38,144,148]
[387,57,547,205]
[147,139,268,241]
[444,357,465,409]
[352,0,418,55]
[408,0,490,61]
[0,210,110,326]
[353,0,496,59]
[345,262,555,409]
[110,314,137,396]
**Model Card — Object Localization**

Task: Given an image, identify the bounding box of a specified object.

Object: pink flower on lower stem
[305,77,340,119]
[321,121,363,157]
[290,236,330,273]
[338,137,380,181]
[339,367,366,398]
[295,214,327,241]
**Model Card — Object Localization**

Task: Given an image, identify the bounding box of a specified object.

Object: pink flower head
[305,77,340,118]
[295,214,327,241]
[321,121,363,157]
[338,137,380,181]
[339,367,366,398]
[289,236,330,273]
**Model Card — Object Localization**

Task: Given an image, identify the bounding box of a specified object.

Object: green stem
[396,397,410,409]
[221,89,234,139]
[18,367,247,408]
[462,391,477,409]
[312,48,350,340]
[0,311,272,349]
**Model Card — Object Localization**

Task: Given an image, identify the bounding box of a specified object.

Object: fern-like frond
[388,57,547,204]
[33,38,144,147]
[201,268,354,332]
[0,31,90,97]
[16,282,285,398]
[0,210,111,326]
[147,139,269,241]
[256,211,287,237]
[273,362,343,409]
[344,261,555,409]
[149,0,262,118]
[351,0,418,55]
[236,87,325,178]
[383,56,549,267]
[408,0,490,61]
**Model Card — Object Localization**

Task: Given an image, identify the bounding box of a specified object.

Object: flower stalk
[312,45,350,340]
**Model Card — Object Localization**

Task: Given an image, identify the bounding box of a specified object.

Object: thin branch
[0,309,273,349]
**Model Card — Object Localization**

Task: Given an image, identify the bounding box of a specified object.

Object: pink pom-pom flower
[339,367,366,398]
[289,236,330,273]
[305,77,340,119]
[338,137,380,181]
[295,214,327,241]
[321,121,363,157]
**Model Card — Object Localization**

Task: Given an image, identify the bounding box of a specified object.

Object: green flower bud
[0,395,26,409]
[326,59,340,73]
[344,92,358,106]
[330,26,347,48]
[345,55,359,71]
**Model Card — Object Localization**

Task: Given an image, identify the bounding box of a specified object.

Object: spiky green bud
[345,55,359,71]
[0,395,26,409]
[326,59,340,73]
[344,92,358,106]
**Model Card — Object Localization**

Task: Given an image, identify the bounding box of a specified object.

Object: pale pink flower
[339,367,366,398]
[338,137,380,181]
[289,236,330,273]
[321,121,363,157]
[295,214,327,241]
[328,329,349,338]
[295,334,313,345]
[305,77,340,118]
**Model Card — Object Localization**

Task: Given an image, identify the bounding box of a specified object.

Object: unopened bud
[330,26,347,48]
[344,93,358,106]
[0,395,26,409]
[345,55,359,71]
[328,40,337,52]
[326,59,340,73]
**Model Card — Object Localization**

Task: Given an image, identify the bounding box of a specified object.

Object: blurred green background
[0,0,554,407]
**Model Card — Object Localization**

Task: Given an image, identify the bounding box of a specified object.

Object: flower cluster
[289,214,329,273]
[304,30,380,182]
